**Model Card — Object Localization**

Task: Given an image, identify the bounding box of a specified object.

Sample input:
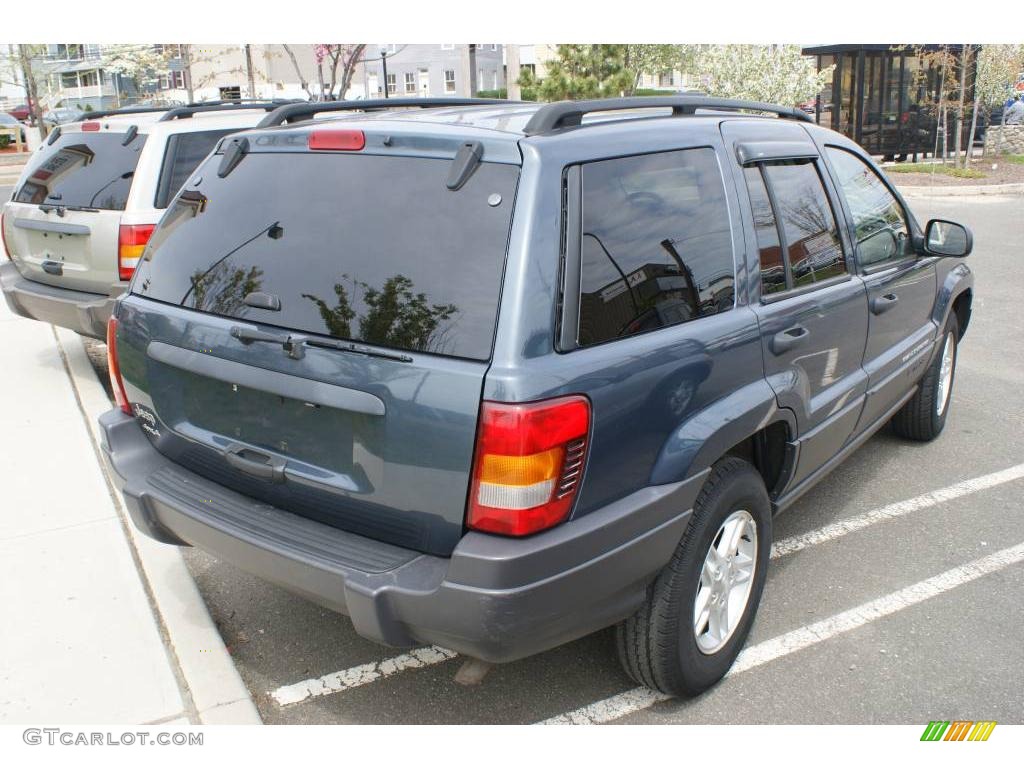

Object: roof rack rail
[159,100,304,121]
[257,97,517,128]
[79,100,300,122]
[78,106,174,121]
[522,96,813,135]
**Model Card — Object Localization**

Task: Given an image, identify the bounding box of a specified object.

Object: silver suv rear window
[14,131,147,211]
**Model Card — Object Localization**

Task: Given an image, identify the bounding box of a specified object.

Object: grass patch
[1003,154,1024,165]
[887,163,986,179]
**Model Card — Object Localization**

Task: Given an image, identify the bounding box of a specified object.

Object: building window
[444,69,456,93]
[491,44,497,51]
[386,73,397,95]
[61,72,79,89]
[404,72,416,94]
[219,85,241,100]
[478,68,483,92]
[80,70,99,88]
[658,72,675,87]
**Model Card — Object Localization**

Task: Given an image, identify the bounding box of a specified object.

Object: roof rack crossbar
[159,100,304,121]
[257,97,519,128]
[522,96,813,135]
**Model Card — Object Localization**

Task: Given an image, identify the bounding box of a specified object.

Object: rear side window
[14,131,146,210]
[154,129,237,209]
[743,160,846,296]
[133,152,519,361]
[577,148,734,347]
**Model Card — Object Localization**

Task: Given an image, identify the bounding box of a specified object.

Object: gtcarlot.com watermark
[23,728,203,747]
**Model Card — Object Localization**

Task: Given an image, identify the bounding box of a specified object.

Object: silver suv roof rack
[522,96,813,136]
[257,98,519,128]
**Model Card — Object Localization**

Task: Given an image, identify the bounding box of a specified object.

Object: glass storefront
[805,45,977,160]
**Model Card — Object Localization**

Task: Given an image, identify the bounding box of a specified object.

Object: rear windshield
[14,131,146,210]
[132,151,519,361]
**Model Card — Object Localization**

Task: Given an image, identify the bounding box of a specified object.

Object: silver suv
[0,101,296,338]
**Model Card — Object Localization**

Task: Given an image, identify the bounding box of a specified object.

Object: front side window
[761,161,846,290]
[826,146,913,267]
[577,148,735,347]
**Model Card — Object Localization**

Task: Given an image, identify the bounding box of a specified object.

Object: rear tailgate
[118,138,520,556]
[5,128,147,294]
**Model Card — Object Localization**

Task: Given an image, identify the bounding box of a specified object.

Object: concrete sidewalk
[0,299,259,724]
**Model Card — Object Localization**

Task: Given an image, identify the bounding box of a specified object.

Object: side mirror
[924,219,972,257]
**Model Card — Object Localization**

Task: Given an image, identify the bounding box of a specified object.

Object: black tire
[891,314,959,442]
[616,457,771,696]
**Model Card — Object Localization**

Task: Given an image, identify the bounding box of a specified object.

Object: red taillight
[118,224,154,281]
[81,121,100,132]
[467,396,590,537]
[106,316,131,415]
[308,128,365,151]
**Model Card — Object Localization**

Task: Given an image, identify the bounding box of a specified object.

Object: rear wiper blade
[230,325,412,363]
[304,337,413,363]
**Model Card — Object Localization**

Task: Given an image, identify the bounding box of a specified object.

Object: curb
[54,326,263,726]
[895,182,1024,197]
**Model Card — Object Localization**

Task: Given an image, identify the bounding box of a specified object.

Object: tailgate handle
[224,443,287,483]
[13,218,91,236]
[42,260,63,276]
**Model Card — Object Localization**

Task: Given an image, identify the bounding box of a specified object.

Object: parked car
[1,100,299,339]
[42,107,85,127]
[0,112,28,145]
[7,103,33,122]
[96,96,973,697]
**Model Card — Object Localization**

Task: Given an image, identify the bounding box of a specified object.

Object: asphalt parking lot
[8,181,1020,725]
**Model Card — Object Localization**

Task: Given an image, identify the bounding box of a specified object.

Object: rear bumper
[0,261,121,339]
[99,408,701,663]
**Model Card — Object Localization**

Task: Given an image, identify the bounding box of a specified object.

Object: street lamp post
[380,48,389,99]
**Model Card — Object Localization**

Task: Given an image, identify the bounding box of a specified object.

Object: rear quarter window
[576,147,735,347]
[154,129,238,209]
[14,131,147,210]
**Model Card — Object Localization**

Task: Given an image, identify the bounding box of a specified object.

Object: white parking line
[268,465,1024,711]
[540,541,1024,724]
[270,646,457,706]
[771,463,1024,559]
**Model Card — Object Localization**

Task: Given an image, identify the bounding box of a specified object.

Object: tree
[281,45,317,100]
[518,45,634,101]
[695,45,833,105]
[314,44,367,100]
[974,44,1024,156]
[100,44,172,105]
[622,45,694,95]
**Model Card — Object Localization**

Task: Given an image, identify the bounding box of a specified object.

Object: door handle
[771,324,810,355]
[223,443,287,483]
[871,293,899,315]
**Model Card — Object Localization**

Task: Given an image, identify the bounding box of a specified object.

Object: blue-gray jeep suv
[98,96,974,696]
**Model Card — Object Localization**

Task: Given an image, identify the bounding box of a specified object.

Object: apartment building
[362,45,505,99]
